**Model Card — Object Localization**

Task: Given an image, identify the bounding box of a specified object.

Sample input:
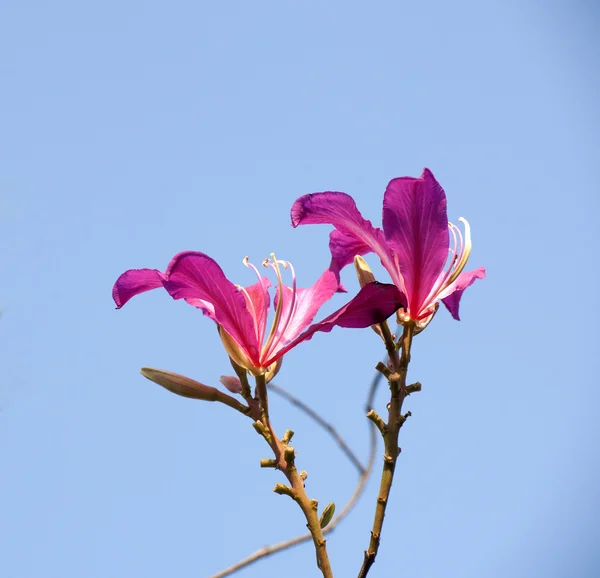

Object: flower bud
[354,255,384,339]
[353,255,376,288]
[319,502,336,529]
[219,375,243,394]
[140,367,218,400]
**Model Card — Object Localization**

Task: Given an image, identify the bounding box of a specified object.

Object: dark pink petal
[269,282,406,363]
[271,266,340,349]
[382,168,450,315]
[329,230,374,269]
[112,268,166,309]
[440,267,486,320]
[291,192,397,275]
[162,252,260,360]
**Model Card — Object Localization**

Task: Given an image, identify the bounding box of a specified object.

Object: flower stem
[254,374,334,578]
[357,323,414,578]
[210,368,385,578]
[255,373,270,426]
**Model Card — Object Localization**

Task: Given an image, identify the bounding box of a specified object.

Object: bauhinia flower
[113,251,405,375]
[291,168,485,329]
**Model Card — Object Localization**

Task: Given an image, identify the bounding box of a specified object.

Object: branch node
[260,458,278,468]
[383,453,394,464]
[406,381,422,394]
[284,445,296,467]
[281,429,294,445]
[375,361,392,378]
[252,420,272,442]
[366,409,387,437]
[398,411,411,427]
[273,483,295,499]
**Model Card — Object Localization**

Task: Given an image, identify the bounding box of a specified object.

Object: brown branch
[252,374,333,577]
[209,369,386,578]
[357,323,415,578]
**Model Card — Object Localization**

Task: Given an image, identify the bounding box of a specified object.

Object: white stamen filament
[236,254,299,369]
[264,259,297,360]
[445,217,471,287]
[418,218,472,315]
[261,254,286,359]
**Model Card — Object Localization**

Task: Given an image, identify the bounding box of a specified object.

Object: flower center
[237,256,270,345]
[261,254,297,361]
[445,217,472,288]
[418,217,472,318]
[238,254,298,366]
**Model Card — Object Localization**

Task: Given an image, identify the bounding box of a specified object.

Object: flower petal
[268,282,406,363]
[291,192,396,274]
[271,265,340,350]
[162,251,260,360]
[242,278,272,346]
[382,168,449,315]
[112,268,166,309]
[328,230,374,269]
[440,267,486,320]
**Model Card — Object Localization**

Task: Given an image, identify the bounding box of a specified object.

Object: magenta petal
[291,192,396,273]
[440,267,486,320]
[272,282,406,361]
[112,268,166,309]
[329,230,374,269]
[383,168,450,314]
[184,298,217,320]
[272,266,340,348]
[162,252,260,358]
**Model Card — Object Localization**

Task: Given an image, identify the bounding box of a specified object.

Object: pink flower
[113,251,405,375]
[291,168,485,328]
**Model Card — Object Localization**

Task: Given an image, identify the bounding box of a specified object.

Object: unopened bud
[354,255,384,339]
[219,375,243,394]
[140,367,217,400]
[354,255,376,288]
[319,502,336,528]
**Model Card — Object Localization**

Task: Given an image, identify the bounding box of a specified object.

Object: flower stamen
[270,259,297,355]
[260,255,299,362]
[261,254,285,360]
[445,217,471,287]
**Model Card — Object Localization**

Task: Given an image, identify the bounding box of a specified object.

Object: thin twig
[209,370,385,578]
[268,382,365,475]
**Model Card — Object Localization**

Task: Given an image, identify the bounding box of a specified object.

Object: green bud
[319,502,336,528]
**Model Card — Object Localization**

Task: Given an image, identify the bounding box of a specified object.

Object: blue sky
[1,1,598,577]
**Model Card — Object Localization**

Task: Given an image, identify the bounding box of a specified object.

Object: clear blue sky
[1,1,598,577]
